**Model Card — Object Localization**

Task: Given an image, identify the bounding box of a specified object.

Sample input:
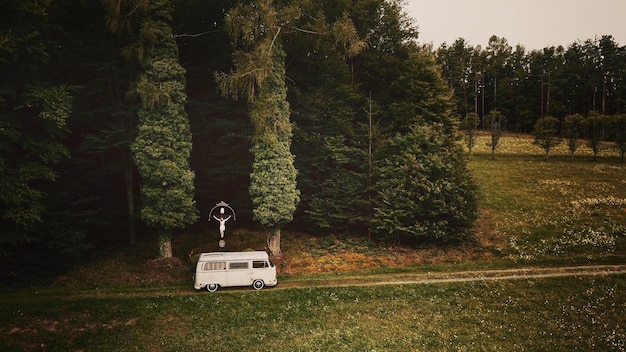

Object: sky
[405,0,626,50]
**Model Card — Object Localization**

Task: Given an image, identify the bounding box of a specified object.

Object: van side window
[252,260,267,268]
[203,261,226,271]
[229,262,249,270]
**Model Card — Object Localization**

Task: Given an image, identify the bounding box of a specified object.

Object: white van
[194,251,277,292]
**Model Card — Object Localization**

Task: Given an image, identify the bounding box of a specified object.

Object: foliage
[286,1,384,234]
[0,86,72,228]
[287,49,368,233]
[469,133,622,158]
[289,2,472,240]
[373,121,478,243]
[249,140,299,227]
[0,85,86,282]
[0,0,92,281]
[215,0,366,104]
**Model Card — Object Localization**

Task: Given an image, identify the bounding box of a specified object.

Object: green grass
[2,275,625,351]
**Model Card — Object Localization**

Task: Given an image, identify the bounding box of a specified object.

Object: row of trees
[1,0,479,283]
[533,113,626,161]
[436,35,626,132]
[460,111,626,161]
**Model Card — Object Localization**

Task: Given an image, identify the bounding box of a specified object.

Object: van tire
[252,280,265,290]
[206,283,219,292]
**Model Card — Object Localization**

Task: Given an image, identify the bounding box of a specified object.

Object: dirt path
[4,264,625,302]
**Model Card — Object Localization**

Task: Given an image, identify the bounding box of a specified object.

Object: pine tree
[215,0,301,255]
[130,0,198,258]
[248,42,300,255]
[373,121,478,243]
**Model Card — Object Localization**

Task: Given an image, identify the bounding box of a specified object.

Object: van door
[227,261,252,286]
[252,260,276,285]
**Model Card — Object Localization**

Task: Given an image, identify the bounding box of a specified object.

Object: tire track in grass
[281,264,626,289]
[3,265,625,302]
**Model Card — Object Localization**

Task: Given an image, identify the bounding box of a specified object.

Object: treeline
[436,35,626,132]
[460,111,626,162]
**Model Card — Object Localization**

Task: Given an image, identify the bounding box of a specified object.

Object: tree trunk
[463,85,468,116]
[602,74,607,114]
[267,227,281,256]
[125,153,136,245]
[158,229,173,258]
[474,77,478,114]
[546,72,551,115]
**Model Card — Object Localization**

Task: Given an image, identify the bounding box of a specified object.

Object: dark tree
[130,0,198,258]
[373,121,478,243]
[533,116,561,161]
[485,109,506,160]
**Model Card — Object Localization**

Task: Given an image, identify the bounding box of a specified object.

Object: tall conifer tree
[216,0,366,254]
[130,0,198,258]
[216,0,303,255]
[248,42,300,255]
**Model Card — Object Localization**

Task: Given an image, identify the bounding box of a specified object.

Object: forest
[1,0,624,284]
[437,34,626,131]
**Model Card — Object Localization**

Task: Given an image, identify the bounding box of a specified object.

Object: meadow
[469,134,626,265]
[1,275,624,351]
[1,133,625,351]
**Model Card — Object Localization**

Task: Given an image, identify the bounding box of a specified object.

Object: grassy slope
[2,133,626,351]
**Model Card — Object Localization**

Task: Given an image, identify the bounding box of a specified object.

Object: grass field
[1,133,625,351]
[469,134,626,264]
[1,275,624,351]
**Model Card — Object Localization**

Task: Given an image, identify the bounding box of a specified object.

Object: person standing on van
[213,215,231,238]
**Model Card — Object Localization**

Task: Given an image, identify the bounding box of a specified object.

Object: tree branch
[174,30,220,38]
[286,25,324,35]
[122,4,139,17]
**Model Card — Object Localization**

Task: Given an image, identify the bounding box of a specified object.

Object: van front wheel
[206,283,218,292]
[252,280,265,290]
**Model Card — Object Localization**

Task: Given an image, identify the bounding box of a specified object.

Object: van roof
[198,251,269,262]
